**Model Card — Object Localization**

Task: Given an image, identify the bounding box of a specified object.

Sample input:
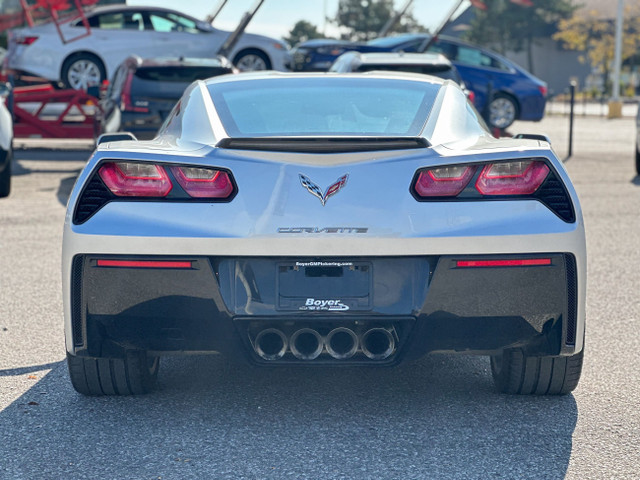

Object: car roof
[203,70,448,86]
[138,57,232,68]
[86,4,202,21]
[352,52,452,67]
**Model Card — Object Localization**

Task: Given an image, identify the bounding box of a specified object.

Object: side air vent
[534,174,575,223]
[71,255,85,347]
[73,176,114,224]
[564,254,577,346]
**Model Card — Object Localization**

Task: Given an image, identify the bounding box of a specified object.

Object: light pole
[609,0,624,118]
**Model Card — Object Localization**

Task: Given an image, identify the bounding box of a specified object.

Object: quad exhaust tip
[325,327,358,360]
[253,326,395,361]
[254,328,288,361]
[361,328,395,360]
[290,328,324,360]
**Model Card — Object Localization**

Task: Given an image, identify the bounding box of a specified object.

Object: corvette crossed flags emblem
[299,174,349,206]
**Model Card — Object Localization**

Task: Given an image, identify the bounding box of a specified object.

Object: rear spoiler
[216,137,430,153]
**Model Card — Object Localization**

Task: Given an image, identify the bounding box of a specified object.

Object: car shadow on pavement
[0,353,577,479]
[631,176,640,186]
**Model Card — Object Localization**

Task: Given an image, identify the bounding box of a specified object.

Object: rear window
[135,66,232,83]
[207,77,439,137]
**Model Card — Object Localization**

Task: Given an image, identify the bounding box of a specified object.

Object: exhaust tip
[290,328,323,360]
[326,327,358,360]
[254,328,288,361]
[361,328,395,360]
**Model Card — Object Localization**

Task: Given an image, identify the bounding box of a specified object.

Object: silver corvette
[63,72,585,396]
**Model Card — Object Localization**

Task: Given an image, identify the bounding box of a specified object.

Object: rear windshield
[136,66,232,83]
[207,77,439,137]
[357,64,458,81]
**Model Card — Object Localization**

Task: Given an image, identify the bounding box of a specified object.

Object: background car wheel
[635,145,640,176]
[490,347,583,395]
[0,148,11,198]
[488,93,519,130]
[233,49,271,72]
[67,351,159,396]
[61,53,106,91]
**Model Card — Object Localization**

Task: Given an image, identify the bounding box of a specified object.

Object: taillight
[475,160,549,195]
[413,165,476,197]
[98,162,172,197]
[467,89,476,105]
[16,36,38,45]
[120,71,149,113]
[170,166,234,198]
[538,85,548,97]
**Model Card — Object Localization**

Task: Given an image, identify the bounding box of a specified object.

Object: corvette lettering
[299,298,350,311]
[278,227,368,234]
[299,174,348,206]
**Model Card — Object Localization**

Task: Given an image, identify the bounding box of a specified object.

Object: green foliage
[334,0,425,41]
[285,20,325,47]
[553,6,640,74]
[465,0,576,55]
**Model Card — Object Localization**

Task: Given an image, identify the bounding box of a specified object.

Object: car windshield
[207,77,439,137]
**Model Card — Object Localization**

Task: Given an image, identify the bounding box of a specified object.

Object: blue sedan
[289,33,547,129]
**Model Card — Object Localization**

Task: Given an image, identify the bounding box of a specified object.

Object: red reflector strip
[96,260,192,269]
[456,259,552,268]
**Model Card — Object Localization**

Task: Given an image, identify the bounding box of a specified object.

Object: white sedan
[6,5,290,90]
[0,83,12,197]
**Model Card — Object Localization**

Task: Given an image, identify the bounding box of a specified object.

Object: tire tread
[66,352,158,396]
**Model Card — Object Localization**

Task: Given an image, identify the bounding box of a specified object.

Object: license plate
[277,260,372,312]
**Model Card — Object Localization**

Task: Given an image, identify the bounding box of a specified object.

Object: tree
[334,0,425,42]
[285,20,325,47]
[553,5,640,96]
[465,0,576,73]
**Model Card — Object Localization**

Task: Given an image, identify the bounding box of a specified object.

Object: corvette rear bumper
[67,254,580,363]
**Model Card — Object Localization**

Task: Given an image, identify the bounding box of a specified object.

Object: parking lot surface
[0,114,639,479]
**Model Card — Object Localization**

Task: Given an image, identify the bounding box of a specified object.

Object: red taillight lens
[16,36,38,45]
[414,166,476,197]
[467,89,476,105]
[98,162,172,197]
[170,166,234,198]
[97,260,192,268]
[475,160,549,195]
[456,258,552,268]
[538,85,548,97]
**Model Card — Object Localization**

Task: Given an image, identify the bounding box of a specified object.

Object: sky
[127,0,471,41]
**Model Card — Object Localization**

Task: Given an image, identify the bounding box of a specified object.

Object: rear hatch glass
[207,77,439,137]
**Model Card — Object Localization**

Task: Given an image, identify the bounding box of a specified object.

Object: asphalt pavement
[0,115,639,479]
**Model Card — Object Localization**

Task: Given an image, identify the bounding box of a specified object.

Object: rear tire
[635,144,640,176]
[490,347,583,395]
[233,49,271,72]
[67,351,159,396]
[0,147,11,198]
[488,93,519,129]
[61,53,106,90]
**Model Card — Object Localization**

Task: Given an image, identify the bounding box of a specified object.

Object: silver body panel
[62,73,586,356]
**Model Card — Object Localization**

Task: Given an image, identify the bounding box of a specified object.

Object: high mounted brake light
[98,162,172,197]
